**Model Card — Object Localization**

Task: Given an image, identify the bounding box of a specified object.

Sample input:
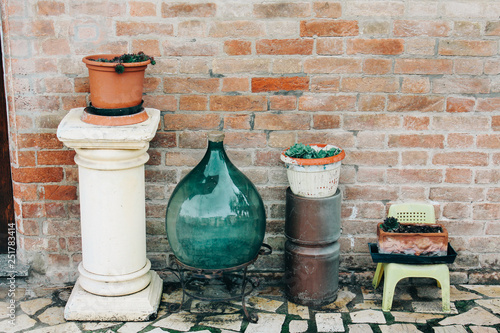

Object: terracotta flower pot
[377,223,448,256]
[83,54,150,110]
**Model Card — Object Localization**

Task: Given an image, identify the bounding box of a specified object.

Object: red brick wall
[2,1,500,284]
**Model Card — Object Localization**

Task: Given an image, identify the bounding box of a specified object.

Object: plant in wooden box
[280,143,345,198]
[81,52,156,126]
[377,217,448,256]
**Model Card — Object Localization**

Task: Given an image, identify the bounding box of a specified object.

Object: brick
[313,115,340,129]
[13,183,38,201]
[62,96,86,110]
[363,21,391,35]
[42,185,77,201]
[454,58,483,75]
[477,134,500,149]
[388,134,444,148]
[476,170,500,184]
[44,218,80,236]
[70,2,125,16]
[143,95,177,112]
[164,114,220,130]
[132,40,161,57]
[37,1,64,15]
[45,202,66,218]
[12,167,64,183]
[254,114,310,130]
[179,131,209,149]
[313,2,341,18]
[130,1,156,16]
[224,132,267,148]
[210,95,267,112]
[22,203,45,218]
[252,77,309,92]
[344,114,400,130]
[224,40,251,55]
[357,167,385,182]
[268,132,295,148]
[299,95,356,111]
[342,77,398,93]
[304,57,362,74]
[345,186,398,201]
[209,21,265,37]
[432,116,490,131]
[166,151,204,167]
[357,132,385,149]
[178,20,205,37]
[254,3,310,18]
[433,152,488,166]
[403,116,429,130]
[453,21,481,37]
[387,169,443,184]
[445,168,472,184]
[164,78,219,94]
[300,20,358,37]
[161,3,216,17]
[477,98,500,112]
[41,38,70,55]
[38,150,76,165]
[272,58,302,74]
[269,96,296,110]
[405,38,436,55]
[116,22,173,36]
[163,39,218,56]
[310,77,340,92]
[344,1,404,16]
[394,20,450,36]
[401,77,430,94]
[439,40,497,56]
[363,59,392,75]
[494,116,500,131]
[222,78,249,92]
[255,150,282,167]
[344,151,398,166]
[257,39,313,55]
[473,204,500,220]
[18,151,36,167]
[179,95,208,111]
[359,96,387,113]
[446,97,475,113]
[150,132,176,148]
[395,59,453,74]
[488,188,500,202]
[486,21,500,36]
[18,219,39,236]
[447,133,474,148]
[223,114,252,130]
[429,186,484,202]
[212,58,270,74]
[297,132,355,149]
[48,254,70,266]
[401,151,428,166]
[317,38,343,55]
[387,95,445,112]
[347,39,404,55]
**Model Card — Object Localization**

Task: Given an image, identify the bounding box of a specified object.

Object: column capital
[57,108,161,150]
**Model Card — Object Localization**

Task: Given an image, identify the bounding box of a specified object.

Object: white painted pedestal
[57,108,163,321]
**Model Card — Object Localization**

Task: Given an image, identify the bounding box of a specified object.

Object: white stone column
[57,107,162,321]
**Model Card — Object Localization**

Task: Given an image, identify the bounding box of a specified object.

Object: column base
[64,270,163,321]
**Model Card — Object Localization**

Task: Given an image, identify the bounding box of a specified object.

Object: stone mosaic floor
[1,279,500,333]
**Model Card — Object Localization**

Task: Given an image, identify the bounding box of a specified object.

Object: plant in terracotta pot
[377,217,448,256]
[82,51,155,112]
[280,143,346,198]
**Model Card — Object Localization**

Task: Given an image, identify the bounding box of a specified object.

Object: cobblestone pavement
[1,279,499,333]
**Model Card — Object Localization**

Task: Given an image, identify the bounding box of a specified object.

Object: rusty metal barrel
[284,187,341,307]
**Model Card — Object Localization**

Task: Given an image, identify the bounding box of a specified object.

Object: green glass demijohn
[166,131,266,269]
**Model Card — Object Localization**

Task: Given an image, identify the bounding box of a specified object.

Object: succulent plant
[89,51,156,74]
[381,216,400,232]
[285,143,342,159]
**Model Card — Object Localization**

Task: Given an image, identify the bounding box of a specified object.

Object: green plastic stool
[372,203,451,312]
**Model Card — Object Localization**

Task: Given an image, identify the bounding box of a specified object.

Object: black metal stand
[167,244,272,323]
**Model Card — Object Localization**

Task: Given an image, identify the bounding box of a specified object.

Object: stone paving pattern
[1,280,499,333]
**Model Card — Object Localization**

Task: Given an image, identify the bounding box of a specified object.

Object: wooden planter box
[377,223,448,256]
